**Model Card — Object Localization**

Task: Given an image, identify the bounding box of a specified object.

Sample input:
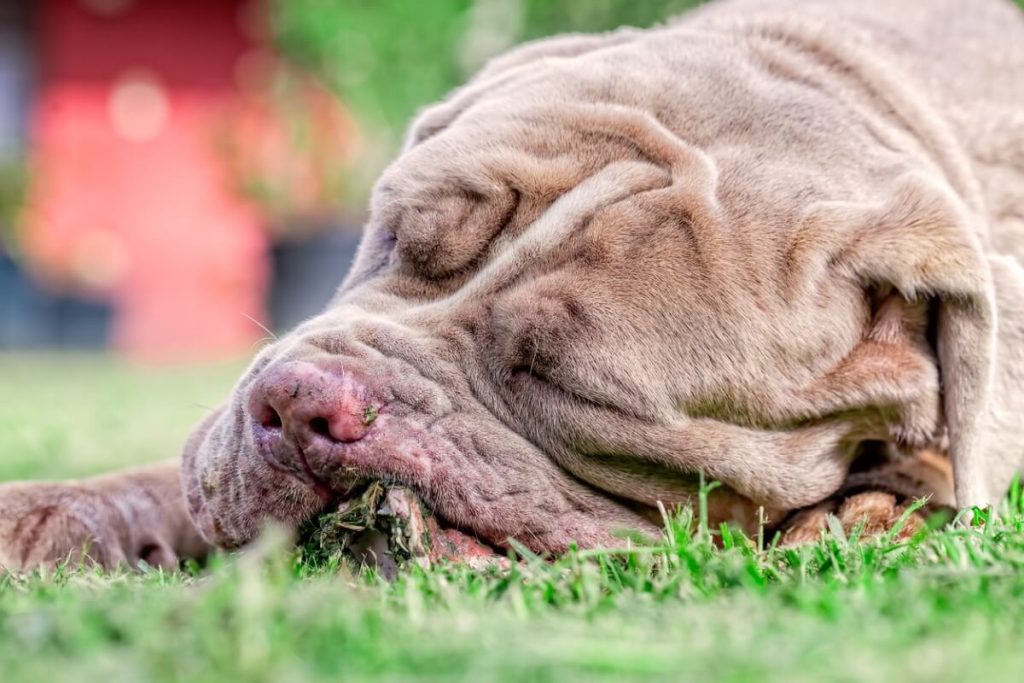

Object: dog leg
[0,459,210,572]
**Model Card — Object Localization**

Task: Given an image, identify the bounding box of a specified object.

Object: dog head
[181,26,1021,552]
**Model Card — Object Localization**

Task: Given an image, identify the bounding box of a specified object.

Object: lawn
[1,353,1024,683]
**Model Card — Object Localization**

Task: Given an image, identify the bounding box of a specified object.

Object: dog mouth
[251,419,505,572]
[296,443,344,505]
[297,480,506,577]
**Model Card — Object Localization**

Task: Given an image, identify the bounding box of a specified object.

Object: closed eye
[380,230,398,263]
[332,228,398,298]
[365,229,398,277]
[506,359,633,416]
[509,363,545,382]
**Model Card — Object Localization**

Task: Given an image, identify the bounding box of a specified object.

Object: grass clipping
[299,482,502,578]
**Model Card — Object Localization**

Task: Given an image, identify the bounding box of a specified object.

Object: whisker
[242,313,278,341]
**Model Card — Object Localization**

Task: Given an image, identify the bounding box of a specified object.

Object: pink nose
[248,361,377,446]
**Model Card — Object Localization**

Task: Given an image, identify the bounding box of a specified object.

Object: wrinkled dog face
[182,29,952,552]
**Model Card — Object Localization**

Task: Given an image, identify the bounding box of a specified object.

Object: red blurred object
[23,0,272,360]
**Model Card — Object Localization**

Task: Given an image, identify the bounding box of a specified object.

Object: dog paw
[780,448,954,546]
[0,483,177,573]
[780,490,928,545]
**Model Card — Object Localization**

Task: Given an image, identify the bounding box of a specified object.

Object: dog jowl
[5,0,1024,570]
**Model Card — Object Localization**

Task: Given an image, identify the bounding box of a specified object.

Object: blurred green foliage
[520,0,704,37]
[0,159,27,253]
[271,0,704,150]
[272,0,471,146]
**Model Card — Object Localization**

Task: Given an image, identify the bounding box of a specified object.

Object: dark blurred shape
[269,227,361,333]
[0,248,112,348]
[0,0,29,151]
[0,0,29,248]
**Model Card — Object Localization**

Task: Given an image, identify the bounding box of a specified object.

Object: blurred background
[0,0,702,361]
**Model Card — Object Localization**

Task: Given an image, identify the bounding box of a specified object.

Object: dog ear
[976,255,1024,502]
[797,173,1024,508]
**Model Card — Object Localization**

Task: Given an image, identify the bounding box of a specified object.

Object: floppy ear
[804,173,1024,508]
[976,255,1024,502]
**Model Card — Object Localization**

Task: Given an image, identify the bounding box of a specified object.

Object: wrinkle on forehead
[417,159,670,314]
[326,158,667,333]
[399,102,725,318]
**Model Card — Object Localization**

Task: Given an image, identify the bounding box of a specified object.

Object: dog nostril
[309,416,331,439]
[309,417,329,438]
[257,404,283,431]
[308,414,370,444]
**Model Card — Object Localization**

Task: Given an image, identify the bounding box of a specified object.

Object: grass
[2,354,1024,682]
[0,353,245,480]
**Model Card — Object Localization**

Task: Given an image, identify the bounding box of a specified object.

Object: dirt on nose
[298,482,507,578]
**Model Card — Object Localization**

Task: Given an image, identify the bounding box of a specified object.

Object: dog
[2,0,1023,571]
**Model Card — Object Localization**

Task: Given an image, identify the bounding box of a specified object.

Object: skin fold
[2,0,1023,571]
